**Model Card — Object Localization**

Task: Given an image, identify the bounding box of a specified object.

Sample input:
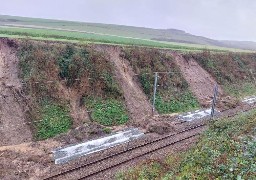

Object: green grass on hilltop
[0,26,249,52]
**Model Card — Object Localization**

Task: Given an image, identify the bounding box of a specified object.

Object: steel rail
[44,123,205,180]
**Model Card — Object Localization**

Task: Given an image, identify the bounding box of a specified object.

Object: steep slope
[0,38,32,146]
[171,52,223,106]
[95,45,153,122]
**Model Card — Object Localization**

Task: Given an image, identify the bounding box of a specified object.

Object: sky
[0,0,256,41]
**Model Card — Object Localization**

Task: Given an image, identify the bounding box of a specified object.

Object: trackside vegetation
[116,109,256,179]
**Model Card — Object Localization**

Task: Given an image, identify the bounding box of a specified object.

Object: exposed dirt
[0,38,32,146]
[0,139,61,179]
[94,45,153,123]
[54,123,109,145]
[171,52,223,106]
[56,82,90,127]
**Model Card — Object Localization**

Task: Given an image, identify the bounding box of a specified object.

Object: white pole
[152,72,158,115]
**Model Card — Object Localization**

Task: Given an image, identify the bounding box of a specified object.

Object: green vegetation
[36,103,72,140]
[122,48,199,114]
[85,98,129,126]
[224,82,256,99]
[185,51,256,98]
[117,109,256,179]
[16,39,128,139]
[0,27,234,52]
[155,92,199,114]
[103,127,112,134]
[0,15,255,52]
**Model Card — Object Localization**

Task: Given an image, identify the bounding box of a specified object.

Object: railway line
[44,123,206,180]
[44,101,256,180]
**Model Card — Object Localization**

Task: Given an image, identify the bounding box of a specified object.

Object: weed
[85,97,129,126]
[103,127,112,134]
[58,45,90,86]
[36,103,72,140]
[224,82,256,98]
[155,92,199,114]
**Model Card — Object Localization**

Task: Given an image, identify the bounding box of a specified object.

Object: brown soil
[0,39,32,146]
[94,45,153,123]
[0,139,61,179]
[171,52,223,106]
[56,82,90,127]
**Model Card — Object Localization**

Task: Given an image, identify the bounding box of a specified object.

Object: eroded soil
[171,52,223,106]
[0,39,32,146]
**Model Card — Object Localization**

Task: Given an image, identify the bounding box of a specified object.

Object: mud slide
[95,45,152,123]
[171,52,223,106]
[0,39,32,146]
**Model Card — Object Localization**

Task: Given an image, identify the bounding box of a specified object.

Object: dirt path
[95,45,152,123]
[171,52,223,106]
[0,39,32,146]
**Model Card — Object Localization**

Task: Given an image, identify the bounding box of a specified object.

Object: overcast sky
[0,0,256,41]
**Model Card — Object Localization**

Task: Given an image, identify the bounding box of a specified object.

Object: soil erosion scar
[0,39,32,146]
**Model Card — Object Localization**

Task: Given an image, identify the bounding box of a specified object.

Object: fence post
[211,84,218,119]
[152,72,158,116]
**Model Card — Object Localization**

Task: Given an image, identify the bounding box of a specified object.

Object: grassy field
[0,26,247,52]
[117,109,256,179]
[0,15,253,52]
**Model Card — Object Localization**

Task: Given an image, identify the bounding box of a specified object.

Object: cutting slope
[171,52,223,106]
[0,38,32,146]
[95,45,152,122]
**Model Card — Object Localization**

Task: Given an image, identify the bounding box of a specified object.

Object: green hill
[0,14,255,51]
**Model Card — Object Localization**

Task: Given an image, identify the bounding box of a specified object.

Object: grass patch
[117,109,256,179]
[224,82,256,98]
[155,92,199,114]
[85,98,129,126]
[36,103,72,140]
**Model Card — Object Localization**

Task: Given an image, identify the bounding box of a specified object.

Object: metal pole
[152,72,158,115]
[211,84,218,119]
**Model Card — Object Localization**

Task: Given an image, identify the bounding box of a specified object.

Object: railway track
[44,123,206,180]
